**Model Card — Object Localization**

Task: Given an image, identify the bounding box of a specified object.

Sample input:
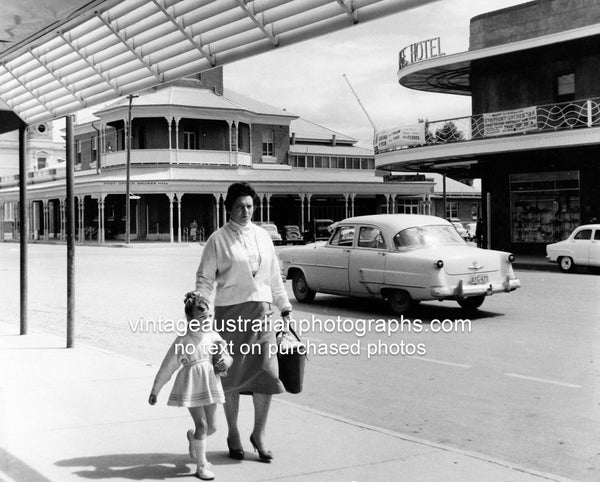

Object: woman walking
[194,181,292,462]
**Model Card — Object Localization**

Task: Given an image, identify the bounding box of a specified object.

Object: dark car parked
[280,225,305,245]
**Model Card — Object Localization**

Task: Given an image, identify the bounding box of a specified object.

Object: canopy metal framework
[0,0,436,126]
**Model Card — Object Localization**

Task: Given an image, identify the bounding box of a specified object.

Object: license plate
[470,274,489,284]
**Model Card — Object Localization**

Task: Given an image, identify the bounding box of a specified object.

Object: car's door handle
[378,252,386,256]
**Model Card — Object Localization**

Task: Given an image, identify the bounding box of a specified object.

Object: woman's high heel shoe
[249,434,273,462]
[227,438,245,460]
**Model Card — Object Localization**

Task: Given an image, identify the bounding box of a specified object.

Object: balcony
[102,149,252,168]
[376,97,600,170]
[0,149,254,189]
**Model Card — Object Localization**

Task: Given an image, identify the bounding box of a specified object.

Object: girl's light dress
[152,331,226,407]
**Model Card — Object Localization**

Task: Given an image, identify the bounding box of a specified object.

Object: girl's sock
[192,438,214,480]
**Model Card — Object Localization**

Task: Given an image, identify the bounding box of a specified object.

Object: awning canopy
[0,0,436,128]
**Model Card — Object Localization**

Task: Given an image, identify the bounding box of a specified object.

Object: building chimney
[291,132,296,145]
[331,134,336,146]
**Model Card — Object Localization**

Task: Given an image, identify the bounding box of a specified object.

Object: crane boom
[343,74,378,132]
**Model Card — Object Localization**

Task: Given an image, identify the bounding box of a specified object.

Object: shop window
[555,72,575,103]
[183,131,196,149]
[262,129,274,156]
[510,171,580,243]
[445,202,458,219]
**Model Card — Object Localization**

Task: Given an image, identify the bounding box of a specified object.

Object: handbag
[276,327,306,394]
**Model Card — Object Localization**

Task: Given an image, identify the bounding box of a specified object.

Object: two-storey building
[0,67,435,243]
[376,0,600,254]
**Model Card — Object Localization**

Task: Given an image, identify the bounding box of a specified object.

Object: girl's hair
[224,182,257,212]
[184,292,210,320]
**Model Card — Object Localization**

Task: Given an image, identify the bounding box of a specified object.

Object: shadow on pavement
[0,446,54,482]
[54,451,243,480]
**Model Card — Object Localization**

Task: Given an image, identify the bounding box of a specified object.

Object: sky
[224,0,530,148]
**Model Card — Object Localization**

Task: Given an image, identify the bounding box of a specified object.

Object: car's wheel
[387,290,413,316]
[292,271,316,303]
[558,256,575,273]
[457,295,485,311]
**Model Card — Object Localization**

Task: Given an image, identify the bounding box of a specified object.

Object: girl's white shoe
[196,462,215,480]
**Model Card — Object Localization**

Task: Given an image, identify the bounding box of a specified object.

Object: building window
[4,202,15,222]
[36,157,47,170]
[445,201,458,219]
[555,72,575,103]
[76,140,81,164]
[230,124,237,151]
[183,131,196,150]
[398,198,420,214]
[91,136,98,162]
[262,129,274,156]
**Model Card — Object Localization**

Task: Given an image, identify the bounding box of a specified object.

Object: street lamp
[125,93,139,244]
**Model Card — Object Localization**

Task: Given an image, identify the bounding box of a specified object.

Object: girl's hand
[148,393,157,405]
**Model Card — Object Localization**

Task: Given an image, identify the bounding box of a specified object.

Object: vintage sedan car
[546,224,600,272]
[255,222,283,245]
[279,214,521,314]
[281,225,305,245]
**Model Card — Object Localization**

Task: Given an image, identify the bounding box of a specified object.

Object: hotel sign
[399,37,445,69]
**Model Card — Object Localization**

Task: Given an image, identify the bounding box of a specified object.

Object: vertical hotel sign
[399,37,444,69]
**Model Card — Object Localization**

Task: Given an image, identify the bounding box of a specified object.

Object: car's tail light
[434,260,444,269]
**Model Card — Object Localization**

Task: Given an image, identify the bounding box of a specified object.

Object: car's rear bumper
[431,276,521,299]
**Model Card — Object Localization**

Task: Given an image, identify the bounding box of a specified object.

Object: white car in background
[546,224,600,272]
[279,214,521,314]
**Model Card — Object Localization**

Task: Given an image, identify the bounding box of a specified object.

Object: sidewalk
[0,322,574,482]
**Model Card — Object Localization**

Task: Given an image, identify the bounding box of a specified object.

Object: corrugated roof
[290,117,356,143]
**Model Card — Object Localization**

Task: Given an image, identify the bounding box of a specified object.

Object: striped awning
[0,0,436,126]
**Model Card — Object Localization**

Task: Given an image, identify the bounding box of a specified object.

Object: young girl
[149,293,232,480]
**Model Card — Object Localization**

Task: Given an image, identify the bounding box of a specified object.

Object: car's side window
[358,226,386,249]
[594,230,600,241]
[574,229,592,240]
[329,226,355,247]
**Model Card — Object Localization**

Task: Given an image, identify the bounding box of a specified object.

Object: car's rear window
[393,225,464,249]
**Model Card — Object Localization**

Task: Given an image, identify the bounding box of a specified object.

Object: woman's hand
[148,393,157,405]
[281,310,293,333]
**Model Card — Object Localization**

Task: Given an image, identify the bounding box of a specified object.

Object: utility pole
[342,74,378,132]
[125,93,139,244]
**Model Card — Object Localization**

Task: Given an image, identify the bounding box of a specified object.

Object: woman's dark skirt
[214,301,284,395]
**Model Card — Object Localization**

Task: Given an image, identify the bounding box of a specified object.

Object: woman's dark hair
[224,182,257,212]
